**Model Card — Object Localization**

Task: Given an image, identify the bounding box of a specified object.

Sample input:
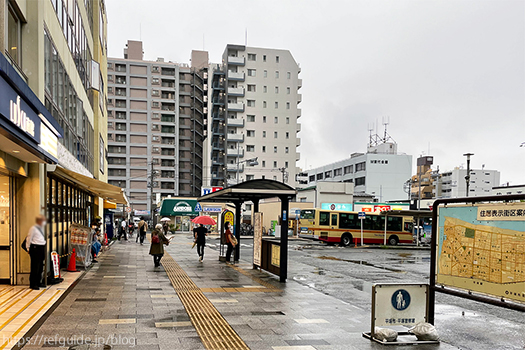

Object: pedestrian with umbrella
[191,216,216,262]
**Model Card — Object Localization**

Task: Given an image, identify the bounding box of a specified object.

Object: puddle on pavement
[316,255,405,273]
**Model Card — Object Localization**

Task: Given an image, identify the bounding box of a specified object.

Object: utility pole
[149,162,158,226]
[463,153,474,197]
[278,167,287,183]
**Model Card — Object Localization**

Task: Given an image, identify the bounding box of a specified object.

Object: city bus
[298,209,413,246]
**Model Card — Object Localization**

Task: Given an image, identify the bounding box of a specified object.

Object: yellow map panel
[438,217,525,303]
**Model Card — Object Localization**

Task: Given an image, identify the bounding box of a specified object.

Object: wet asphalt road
[205,236,525,350]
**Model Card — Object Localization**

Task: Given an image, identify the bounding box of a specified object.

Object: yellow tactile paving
[161,253,250,350]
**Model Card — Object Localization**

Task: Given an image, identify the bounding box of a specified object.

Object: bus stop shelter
[379,209,433,245]
[198,179,297,282]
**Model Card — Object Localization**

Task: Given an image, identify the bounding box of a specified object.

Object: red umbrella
[191,216,217,225]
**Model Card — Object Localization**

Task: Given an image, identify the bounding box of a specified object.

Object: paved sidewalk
[20,234,457,350]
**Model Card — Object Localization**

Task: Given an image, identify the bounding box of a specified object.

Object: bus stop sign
[358,211,366,219]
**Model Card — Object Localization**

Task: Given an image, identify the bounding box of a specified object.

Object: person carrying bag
[149,224,169,268]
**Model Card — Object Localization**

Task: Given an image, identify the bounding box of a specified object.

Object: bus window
[319,212,330,226]
[300,209,315,220]
[365,215,385,231]
[387,217,403,231]
[331,214,338,226]
[340,213,359,229]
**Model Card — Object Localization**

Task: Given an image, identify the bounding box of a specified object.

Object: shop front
[159,198,199,232]
[0,52,62,285]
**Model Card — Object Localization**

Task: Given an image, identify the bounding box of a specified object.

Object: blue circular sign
[391,289,411,311]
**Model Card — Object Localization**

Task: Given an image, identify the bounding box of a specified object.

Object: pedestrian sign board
[358,211,366,219]
[371,283,428,329]
[194,203,202,212]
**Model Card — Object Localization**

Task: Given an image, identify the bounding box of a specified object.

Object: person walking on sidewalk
[118,219,128,241]
[26,215,47,290]
[224,222,236,264]
[137,217,148,245]
[149,224,169,268]
[194,224,208,262]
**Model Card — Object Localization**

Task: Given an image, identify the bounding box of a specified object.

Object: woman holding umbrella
[191,216,216,262]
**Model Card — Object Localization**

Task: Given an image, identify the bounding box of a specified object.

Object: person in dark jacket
[193,224,208,262]
[149,224,169,268]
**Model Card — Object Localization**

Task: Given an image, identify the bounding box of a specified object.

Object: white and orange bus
[298,209,413,246]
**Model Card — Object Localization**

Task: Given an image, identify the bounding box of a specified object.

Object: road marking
[294,319,329,324]
[98,318,136,324]
[155,321,192,328]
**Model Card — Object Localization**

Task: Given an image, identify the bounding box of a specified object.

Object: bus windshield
[300,209,315,220]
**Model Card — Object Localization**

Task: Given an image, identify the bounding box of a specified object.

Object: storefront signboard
[321,203,353,211]
[51,251,60,279]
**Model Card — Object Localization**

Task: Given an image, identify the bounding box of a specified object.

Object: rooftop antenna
[382,116,390,142]
[368,123,374,147]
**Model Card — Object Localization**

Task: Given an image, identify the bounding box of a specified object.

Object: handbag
[151,234,160,244]
[21,238,28,252]
[230,235,238,246]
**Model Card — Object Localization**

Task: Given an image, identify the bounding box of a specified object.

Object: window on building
[262,131,266,138]
[248,53,256,61]
[247,84,256,92]
[262,160,266,167]
[285,132,289,139]
[344,165,353,174]
[263,55,267,62]
[285,161,289,168]
[334,168,342,176]
[247,130,255,137]
[287,87,291,94]
[275,71,279,78]
[325,170,332,178]
[274,131,278,138]
[317,173,323,180]
[247,145,255,152]
[355,177,366,186]
[276,56,280,63]
[247,100,255,107]
[274,116,278,124]
[287,72,291,79]
[275,86,279,94]
[263,70,267,78]
[275,101,279,109]
[152,77,159,85]
[152,89,160,96]
[263,85,267,93]
[115,134,126,142]
[262,146,266,153]
[247,115,255,122]
[263,116,267,123]
[247,69,256,77]
[285,147,289,153]
[356,162,366,172]
[7,5,21,66]
[273,161,278,168]
[246,175,255,181]
[286,102,290,109]
[263,101,267,108]
[274,146,278,153]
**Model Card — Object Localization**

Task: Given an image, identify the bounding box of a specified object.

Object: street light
[463,153,474,197]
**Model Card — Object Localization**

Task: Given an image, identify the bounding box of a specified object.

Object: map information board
[437,203,525,303]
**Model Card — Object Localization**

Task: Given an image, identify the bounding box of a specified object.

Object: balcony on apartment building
[212,112,224,120]
[226,117,245,127]
[227,163,244,172]
[227,71,245,81]
[297,109,302,118]
[297,78,302,89]
[226,133,244,142]
[227,56,245,65]
[212,97,225,105]
[227,86,245,97]
[227,102,245,112]
[296,138,301,146]
[297,93,302,103]
[296,152,301,161]
[296,123,302,132]
[227,148,244,157]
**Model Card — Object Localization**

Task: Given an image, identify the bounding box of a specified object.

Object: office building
[492,184,525,196]
[0,0,125,285]
[107,41,207,215]
[305,139,412,202]
[209,45,302,187]
[437,168,500,198]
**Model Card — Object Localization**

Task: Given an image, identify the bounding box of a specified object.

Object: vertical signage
[253,212,263,266]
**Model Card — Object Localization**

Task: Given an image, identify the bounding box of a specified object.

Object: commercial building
[297,182,354,210]
[410,156,439,200]
[492,184,525,196]
[0,0,125,285]
[107,41,207,215]
[437,168,500,198]
[305,140,412,202]
[208,45,302,187]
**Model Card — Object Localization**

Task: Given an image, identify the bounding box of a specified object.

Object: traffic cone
[67,249,78,272]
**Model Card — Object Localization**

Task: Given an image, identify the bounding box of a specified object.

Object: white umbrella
[160,217,171,222]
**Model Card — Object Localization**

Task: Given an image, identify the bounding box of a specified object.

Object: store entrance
[0,174,12,284]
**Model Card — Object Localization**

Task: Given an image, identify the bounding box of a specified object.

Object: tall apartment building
[436,168,500,198]
[0,0,120,284]
[107,41,207,214]
[305,140,413,202]
[209,45,302,187]
[410,156,437,200]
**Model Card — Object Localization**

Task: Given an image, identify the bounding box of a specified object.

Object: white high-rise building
[209,45,302,187]
[437,168,500,198]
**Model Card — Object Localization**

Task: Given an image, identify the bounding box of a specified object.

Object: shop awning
[159,198,199,216]
[103,200,117,209]
[52,166,128,204]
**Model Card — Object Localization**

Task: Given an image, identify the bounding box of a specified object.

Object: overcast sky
[106,0,525,185]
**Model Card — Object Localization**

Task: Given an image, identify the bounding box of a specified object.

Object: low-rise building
[437,168,500,198]
[492,184,525,196]
[297,182,354,209]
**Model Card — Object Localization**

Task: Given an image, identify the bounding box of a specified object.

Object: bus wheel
[340,233,353,247]
[388,235,399,246]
